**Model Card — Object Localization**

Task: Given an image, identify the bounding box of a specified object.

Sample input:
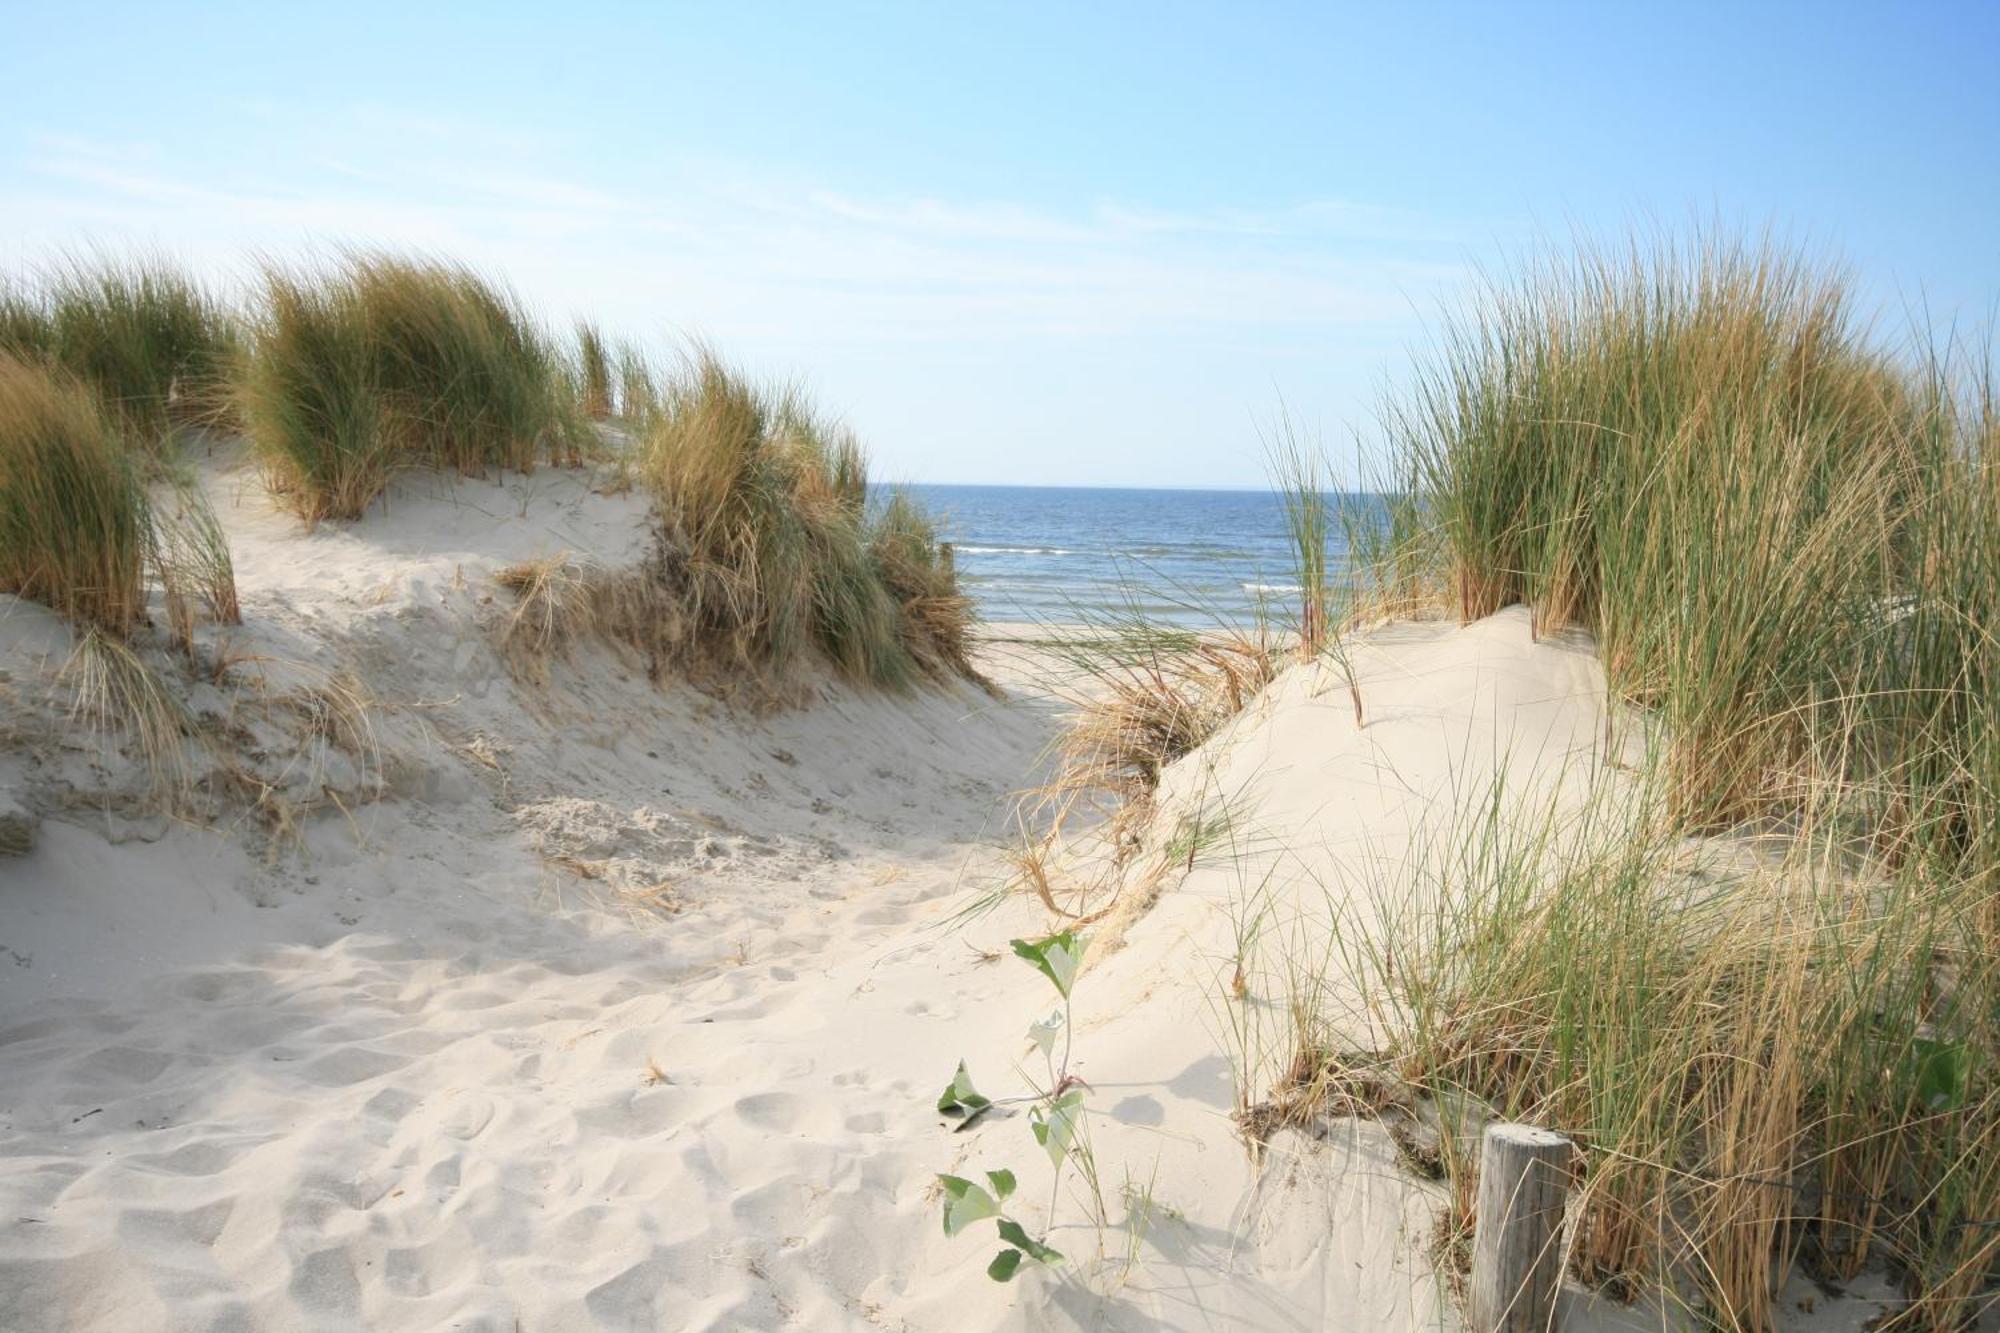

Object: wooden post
[1469,1122,1573,1333]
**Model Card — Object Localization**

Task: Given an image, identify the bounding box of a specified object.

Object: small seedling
[936,929,1089,1281]
[937,1170,1064,1281]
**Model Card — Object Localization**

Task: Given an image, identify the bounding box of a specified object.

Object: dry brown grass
[58,626,196,810]
[1048,632,1275,806]
[494,553,607,681]
[988,620,1279,934]
[1281,770,2000,1329]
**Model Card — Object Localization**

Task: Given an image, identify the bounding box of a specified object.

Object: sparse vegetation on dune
[0,247,978,693]
[0,354,151,633]
[633,352,975,689]
[869,489,979,682]
[0,246,983,847]
[237,253,587,520]
[1382,229,1985,834]
[1376,227,1998,875]
[1045,620,1274,811]
[1001,432,1370,929]
[0,256,238,445]
[614,340,664,427]
[573,320,613,422]
[1268,426,1364,725]
[963,228,1996,1331]
[1294,767,2000,1330]
[0,250,978,697]
[1251,230,2000,1328]
[987,600,1276,932]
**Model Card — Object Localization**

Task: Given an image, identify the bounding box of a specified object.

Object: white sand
[0,457,1901,1330]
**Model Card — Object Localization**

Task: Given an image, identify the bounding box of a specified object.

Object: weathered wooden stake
[1469,1122,1574,1333]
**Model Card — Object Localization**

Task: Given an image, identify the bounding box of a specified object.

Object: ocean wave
[1128,545,1253,559]
[1241,582,1304,594]
[957,545,1076,556]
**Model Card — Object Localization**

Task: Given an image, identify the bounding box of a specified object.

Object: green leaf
[1027,1009,1064,1059]
[937,1060,993,1121]
[1915,1037,1972,1112]
[1030,1088,1087,1168]
[998,1218,1065,1266]
[937,1174,1001,1237]
[986,1168,1016,1200]
[1011,932,1085,998]
[987,1248,1023,1282]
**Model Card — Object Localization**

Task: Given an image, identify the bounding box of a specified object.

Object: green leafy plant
[1913,1037,1972,1115]
[937,1060,993,1127]
[936,929,1090,1281]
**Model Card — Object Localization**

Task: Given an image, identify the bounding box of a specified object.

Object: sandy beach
[0,451,1518,1330]
[0,445,1932,1331]
[0,35,1993,1318]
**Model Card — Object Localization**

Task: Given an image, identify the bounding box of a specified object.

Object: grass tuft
[1289,226,2000,1327]
[59,625,195,808]
[0,354,151,632]
[0,255,238,446]
[1267,422,1364,725]
[636,352,973,689]
[574,321,613,422]
[237,253,585,521]
[1375,227,1979,834]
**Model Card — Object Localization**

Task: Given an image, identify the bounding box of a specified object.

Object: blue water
[900,484,1379,628]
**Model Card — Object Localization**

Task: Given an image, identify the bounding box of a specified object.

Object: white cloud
[0,107,1485,483]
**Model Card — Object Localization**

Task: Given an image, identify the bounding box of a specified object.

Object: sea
[900,484,1380,629]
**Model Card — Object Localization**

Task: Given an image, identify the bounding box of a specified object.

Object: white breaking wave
[1241,582,1304,594]
[956,545,1076,556]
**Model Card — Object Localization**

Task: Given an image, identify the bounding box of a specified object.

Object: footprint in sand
[584,1255,680,1328]
[437,1093,495,1141]
[732,1091,801,1132]
[729,1176,813,1232]
[425,1156,462,1191]
[286,1245,363,1315]
[169,969,258,1003]
[575,1091,679,1137]
[71,1045,175,1087]
[361,1086,422,1124]
[128,1135,262,1177]
[295,1044,407,1088]
[0,1016,73,1047]
[113,1197,235,1249]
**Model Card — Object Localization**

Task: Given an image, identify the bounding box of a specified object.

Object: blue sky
[4,2,1996,487]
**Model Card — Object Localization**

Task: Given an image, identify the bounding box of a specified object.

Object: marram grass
[637,353,974,690]
[0,354,150,632]
[1379,228,1992,844]
[0,350,242,646]
[238,253,587,521]
[574,321,613,421]
[0,255,238,445]
[1306,770,2000,1331]
[0,247,976,697]
[1315,227,2000,1328]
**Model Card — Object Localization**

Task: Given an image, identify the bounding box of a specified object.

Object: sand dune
[0,455,1901,1331]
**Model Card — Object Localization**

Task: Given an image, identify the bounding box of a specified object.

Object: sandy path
[0,465,1078,1330]
[0,664,1077,1331]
